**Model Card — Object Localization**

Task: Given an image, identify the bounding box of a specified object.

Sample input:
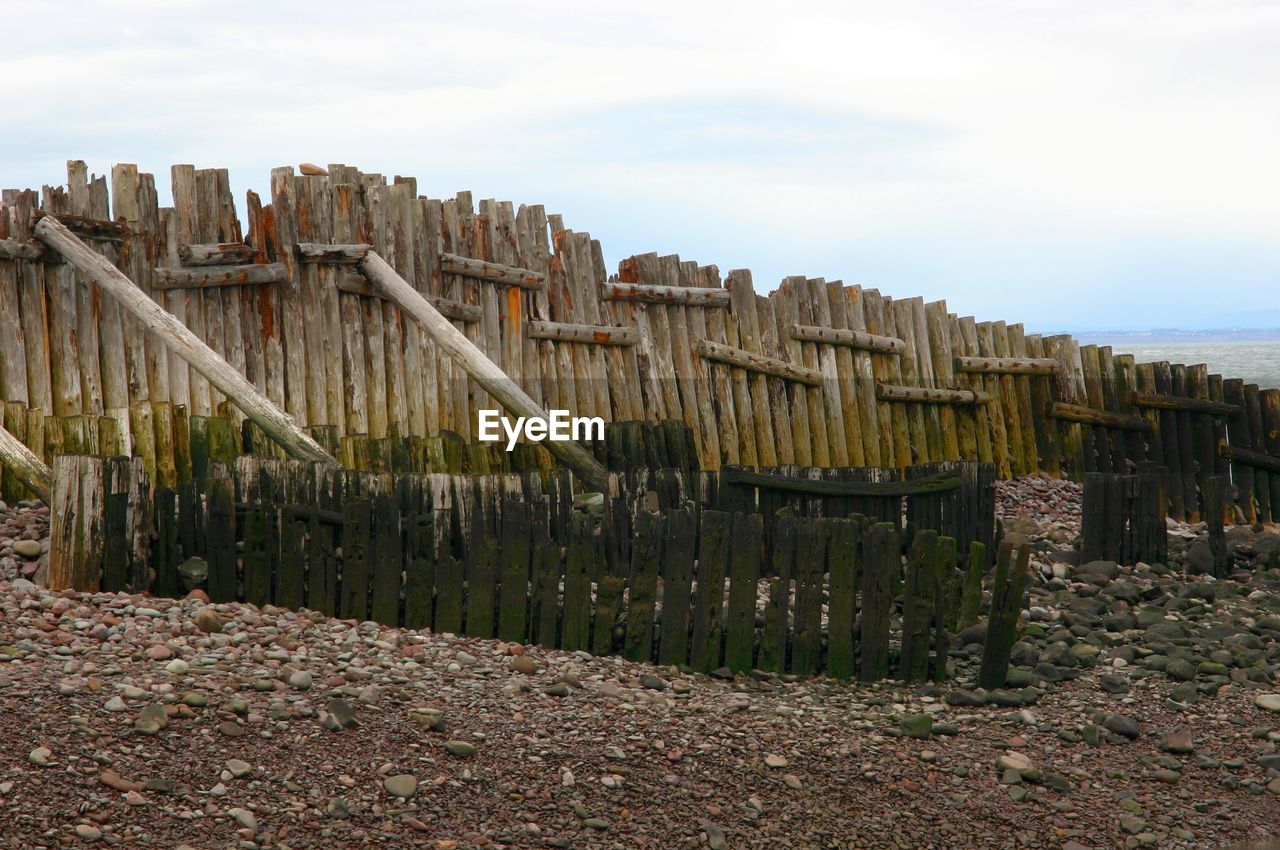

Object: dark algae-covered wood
[658,507,695,666]
[978,541,1029,690]
[790,517,826,676]
[824,516,860,680]
[340,498,372,621]
[690,509,730,672]
[724,512,762,673]
[900,529,938,682]
[370,492,402,626]
[498,492,530,643]
[760,514,796,673]
[562,512,597,653]
[859,522,898,682]
[623,510,663,662]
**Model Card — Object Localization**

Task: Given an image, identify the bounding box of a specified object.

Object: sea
[1068,332,1280,390]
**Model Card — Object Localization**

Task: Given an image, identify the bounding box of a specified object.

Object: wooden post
[34,216,335,465]
[0,422,52,504]
[356,250,607,490]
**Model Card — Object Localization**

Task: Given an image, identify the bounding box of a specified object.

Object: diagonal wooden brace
[34,216,336,465]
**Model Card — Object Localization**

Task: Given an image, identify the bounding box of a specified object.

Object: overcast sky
[7,0,1279,331]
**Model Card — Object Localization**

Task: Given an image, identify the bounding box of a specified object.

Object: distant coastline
[1052,328,1280,345]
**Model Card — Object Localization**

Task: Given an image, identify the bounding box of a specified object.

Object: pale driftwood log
[297,242,371,263]
[179,242,257,266]
[876,383,992,405]
[35,216,335,464]
[602,280,731,307]
[1049,401,1154,431]
[1131,392,1239,416]
[439,252,545,289]
[790,323,906,354]
[695,338,823,387]
[527,320,639,346]
[955,355,1059,375]
[33,210,131,242]
[0,422,53,504]
[357,250,607,489]
[151,262,290,289]
[334,272,482,323]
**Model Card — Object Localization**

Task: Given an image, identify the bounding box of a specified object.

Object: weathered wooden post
[0,423,52,504]
[978,541,1029,689]
[33,216,336,465]
[357,249,607,490]
[1200,475,1229,577]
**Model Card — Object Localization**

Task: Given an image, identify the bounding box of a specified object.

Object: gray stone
[1104,714,1141,739]
[1254,693,1280,713]
[12,540,42,559]
[384,774,417,798]
[899,714,933,739]
[445,740,477,757]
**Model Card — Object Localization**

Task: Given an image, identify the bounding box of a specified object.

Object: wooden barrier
[46,454,1018,684]
[0,159,1272,525]
[1079,462,1168,565]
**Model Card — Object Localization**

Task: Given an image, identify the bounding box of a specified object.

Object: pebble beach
[0,485,1278,849]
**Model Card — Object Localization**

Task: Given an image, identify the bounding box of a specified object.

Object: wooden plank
[901,529,938,682]
[1024,335,1060,475]
[689,509,729,672]
[623,510,663,662]
[759,515,794,673]
[33,210,130,241]
[561,512,596,651]
[1049,402,1154,431]
[790,518,825,676]
[859,522,898,682]
[1007,325,1043,472]
[1131,391,1239,416]
[601,280,730,306]
[890,299,929,464]
[923,301,961,460]
[206,474,237,602]
[0,237,48,261]
[723,512,761,673]
[527,320,638,345]
[990,322,1028,475]
[790,323,905,354]
[1246,384,1272,521]
[876,384,991,405]
[723,464,959,496]
[296,242,371,263]
[340,497,372,621]
[1219,439,1280,474]
[1222,378,1256,522]
[695,338,822,386]
[954,356,1058,375]
[152,262,289,289]
[824,517,860,679]
[498,487,531,643]
[370,491,402,625]
[657,507,695,666]
[440,251,545,289]
[179,242,256,266]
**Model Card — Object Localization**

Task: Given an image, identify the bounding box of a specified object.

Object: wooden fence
[47,455,1009,681]
[2,160,1277,523]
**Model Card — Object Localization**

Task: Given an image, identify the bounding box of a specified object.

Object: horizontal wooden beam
[336,272,482,323]
[440,253,545,289]
[527,321,638,346]
[696,339,822,386]
[180,242,257,266]
[297,242,371,264]
[722,465,960,496]
[1131,392,1239,416]
[601,281,731,307]
[1050,401,1153,431]
[1219,439,1280,474]
[0,237,45,261]
[152,263,290,290]
[876,383,992,405]
[791,324,905,354]
[33,210,131,242]
[954,355,1058,376]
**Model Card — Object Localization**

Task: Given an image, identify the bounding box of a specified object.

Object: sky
[6,0,1279,332]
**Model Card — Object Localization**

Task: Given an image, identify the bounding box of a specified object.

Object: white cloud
[4,0,1278,328]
